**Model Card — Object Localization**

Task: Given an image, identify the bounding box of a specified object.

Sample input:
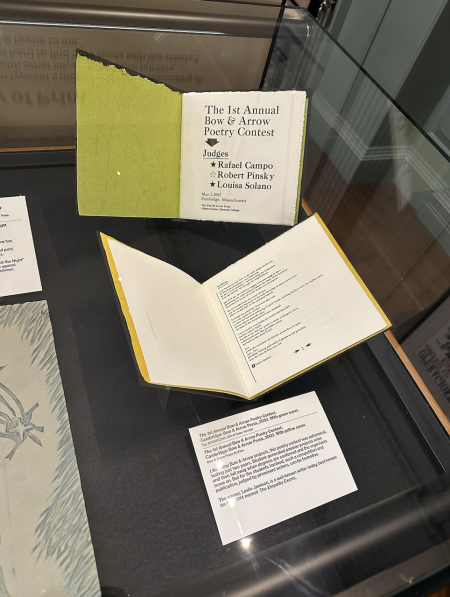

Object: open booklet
[100,214,391,400]
[76,52,308,226]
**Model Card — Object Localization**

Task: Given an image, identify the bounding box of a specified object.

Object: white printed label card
[190,392,357,545]
[0,196,42,297]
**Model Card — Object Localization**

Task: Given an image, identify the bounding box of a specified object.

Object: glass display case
[1,4,450,597]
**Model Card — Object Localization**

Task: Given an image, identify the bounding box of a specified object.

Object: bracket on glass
[317,0,338,23]
[157,386,211,412]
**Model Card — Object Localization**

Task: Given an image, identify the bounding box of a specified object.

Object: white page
[190,392,357,545]
[106,237,247,396]
[203,215,389,397]
[179,91,306,226]
[0,196,42,297]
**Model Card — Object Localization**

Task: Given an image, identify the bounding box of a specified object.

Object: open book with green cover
[76,52,308,226]
[100,214,391,400]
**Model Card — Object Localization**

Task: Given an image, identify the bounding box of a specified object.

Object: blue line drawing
[0,302,100,597]
[0,536,12,597]
[0,377,44,460]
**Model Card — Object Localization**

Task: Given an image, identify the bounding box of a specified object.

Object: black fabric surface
[0,165,441,597]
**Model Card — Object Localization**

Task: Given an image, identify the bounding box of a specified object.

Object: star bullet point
[211,162,216,167]
[210,181,215,187]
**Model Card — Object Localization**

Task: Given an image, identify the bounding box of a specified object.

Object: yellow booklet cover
[100,214,390,400]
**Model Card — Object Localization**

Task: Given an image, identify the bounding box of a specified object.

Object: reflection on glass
[0,2,277,149]
[264,8,450,418]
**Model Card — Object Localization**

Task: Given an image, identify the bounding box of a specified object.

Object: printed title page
[180,91,306,226]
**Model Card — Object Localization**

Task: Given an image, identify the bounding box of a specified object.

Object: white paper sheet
[0,196,42,297]
[106,237,247,396]
[190,392,357,545]
[179,91,306,225]
[203,215,389,397]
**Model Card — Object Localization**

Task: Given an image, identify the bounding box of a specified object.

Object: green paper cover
[76,54,182,218]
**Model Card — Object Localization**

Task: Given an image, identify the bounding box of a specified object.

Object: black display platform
[0,164,447,597]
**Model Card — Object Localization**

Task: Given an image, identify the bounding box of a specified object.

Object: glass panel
[264,8,450,419]
[325,0,450,159]
[0,0,279,149]
[1,6,450,596]
[27,0,281,6]
[0,164,444,597]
